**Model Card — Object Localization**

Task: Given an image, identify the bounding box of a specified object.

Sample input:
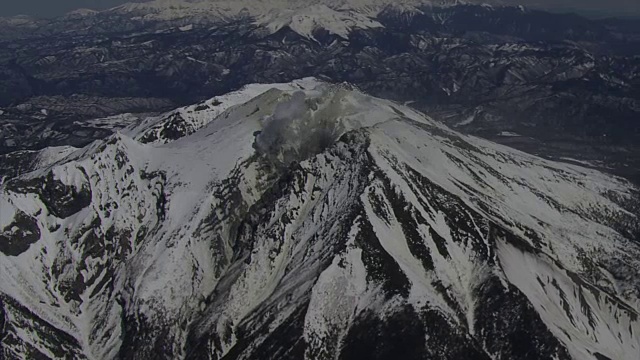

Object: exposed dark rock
[0,295,86,359]
[354,205,411,299]
[219,303,309,360]
[6,172,91,218]
[340,305,491,360]
[0,210,41,256]
[474,276,572,360]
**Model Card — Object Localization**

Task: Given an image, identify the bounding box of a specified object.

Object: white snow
[499,242,640,359]
[105,0,476,39]
[256,4,383,40]
[498,131,520,136]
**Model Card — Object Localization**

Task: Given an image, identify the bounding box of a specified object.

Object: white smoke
[254,90,343,166]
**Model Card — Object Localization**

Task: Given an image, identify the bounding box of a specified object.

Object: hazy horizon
[1,0,639,19]
[1,0,128,17]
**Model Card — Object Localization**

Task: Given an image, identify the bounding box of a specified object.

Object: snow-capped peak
[1,79,639,359]
[105,0,476,39]
[65,8,100,17]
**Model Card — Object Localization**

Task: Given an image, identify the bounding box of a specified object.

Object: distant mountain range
[2,0,640,19]
[1,2,639,181]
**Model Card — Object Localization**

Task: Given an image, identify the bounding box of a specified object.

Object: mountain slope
[1,79,639,359]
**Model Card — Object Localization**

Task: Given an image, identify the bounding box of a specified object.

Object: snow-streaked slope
[1,79,639,359]
[126,78,323,145]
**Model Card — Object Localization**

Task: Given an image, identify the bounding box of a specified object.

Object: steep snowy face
[1,79,640,360]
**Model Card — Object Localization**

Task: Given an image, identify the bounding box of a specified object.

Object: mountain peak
[2,79,639,359]
[106,0,471,38]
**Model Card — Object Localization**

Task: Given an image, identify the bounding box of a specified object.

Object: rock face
[1,79,639,359]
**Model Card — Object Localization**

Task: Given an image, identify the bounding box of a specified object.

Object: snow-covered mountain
[1,78,639,359]
[100,0,480,39]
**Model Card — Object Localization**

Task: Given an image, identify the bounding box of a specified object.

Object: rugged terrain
[1,79,639,359]
[0,2,639,181]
